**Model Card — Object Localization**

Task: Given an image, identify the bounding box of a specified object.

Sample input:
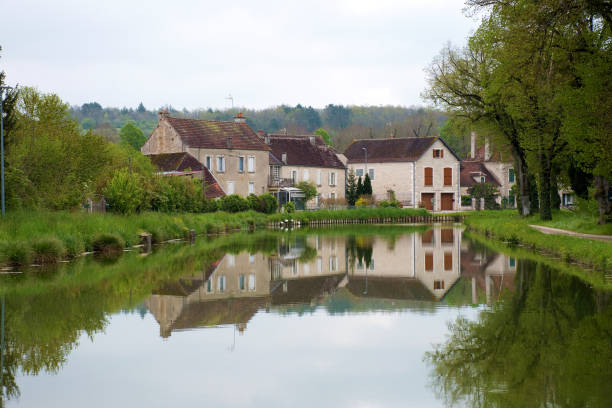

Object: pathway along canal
[0,226,610,407]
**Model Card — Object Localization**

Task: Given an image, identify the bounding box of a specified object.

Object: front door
[441,193,454,211]
[421,193,434,210]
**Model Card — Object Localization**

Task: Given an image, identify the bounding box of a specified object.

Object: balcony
[268,176,295,188]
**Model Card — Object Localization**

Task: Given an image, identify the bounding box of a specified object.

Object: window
[441,229,453,244]
[239,274,245,291]
[248,274,256,291]
[509,257,516,268]
[316,170,322,186]
[217,275,226,292]
[434,280,445,290]
[303,169,309,180]
[217,156,225,172]
[248,182,255,194]
[205,156,211,169]
[509,168,515,183]
[421,230,434,245]
[249,254,255,264]
[444,168,452,186]
[356,169,364,177]
[330,192,336,199]
[227,181,234,194]
[248,156,255,172]
[329,256,337,272]
[238,156,245,172]
[444,252,453,270]
[433,149,444,158]
[292,170,297,182]
[272,166,280,179]
[317,257,323,273]
[227,255,235,267]
[480,176,485,183]
[424,167,433,186]
[368,169,374,180]
[425,253,434,271]
[369,259,375,270]
[206,278,213,293]
[329,172,336,186]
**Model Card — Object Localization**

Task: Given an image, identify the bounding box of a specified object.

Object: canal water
[0,226,610,407]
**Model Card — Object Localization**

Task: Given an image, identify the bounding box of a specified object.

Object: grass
[531,209,612,235]
[464,210,612,271]
[0,208,431,265]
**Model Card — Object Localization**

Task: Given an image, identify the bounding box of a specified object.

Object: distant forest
[69,103,473,157]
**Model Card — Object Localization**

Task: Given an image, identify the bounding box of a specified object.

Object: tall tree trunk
[539,154,552,221]
[593,175,610,225]
[516,155,532,216]
[550,172,560,210]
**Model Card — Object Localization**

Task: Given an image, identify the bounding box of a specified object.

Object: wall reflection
[146,227,519,337]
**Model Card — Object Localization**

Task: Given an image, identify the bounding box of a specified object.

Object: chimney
[257,130,271,145]
[470,131,477,159]
[227,136,232,149]
[159,109,169,120]
[484,137,491,161]
[309,136,315,145]
[281,152,287,164]
[234,112,246,124]
[390,128,397,139]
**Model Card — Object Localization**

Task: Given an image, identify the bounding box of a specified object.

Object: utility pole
[0,86,13,217]
[225,94,234,110]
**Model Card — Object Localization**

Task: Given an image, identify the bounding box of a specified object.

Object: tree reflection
[426,261,612,407]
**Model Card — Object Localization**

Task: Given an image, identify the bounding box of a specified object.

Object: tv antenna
[225,94,234,110]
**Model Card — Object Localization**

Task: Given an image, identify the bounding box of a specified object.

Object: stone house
[141,111,271,196]
[460,132,516,207]
[344,137,461,211]
[146,151,225,198]
[264,133,346,208]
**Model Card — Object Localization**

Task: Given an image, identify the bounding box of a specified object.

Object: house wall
[141,120,184,155]
[348,162,414,204]
[484,162,516,204]
[281,165,346,203]
[271,235,347,279]
[186,147,269,196]
[415,139,461,211]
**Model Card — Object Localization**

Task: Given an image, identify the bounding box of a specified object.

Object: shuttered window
[421,230,434,245]
[424,167,433,186]
[441,229,454,244]
[444,252,453,270]
[247,156,255,172]
[425,253,433,271]
[444,167,452,186]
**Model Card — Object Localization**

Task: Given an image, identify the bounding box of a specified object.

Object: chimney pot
[234,113,246,123]
[484,137,491,161]
[470,131,477,159]
[158,110,169,120]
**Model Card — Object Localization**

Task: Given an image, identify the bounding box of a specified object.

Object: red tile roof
[460,161,501,187]
[166,116,270,151]
[268,136,345,169]
[344,137,439,163]
[146,152,225,198]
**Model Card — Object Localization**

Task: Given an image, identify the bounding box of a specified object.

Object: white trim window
[329,172,336,186]
[248,182,255,195]
[316,170,322,186]
[238,156,245,173]
[247,156,255,173]
[205,156,211,169]
[368,169,374,180]
[248,274,256,291]
[330,192,336,199]
[356,168,364,177]
[227,181,235,194]
[217,275,226,292]
[292,170,298,183]
[217,156,226,172]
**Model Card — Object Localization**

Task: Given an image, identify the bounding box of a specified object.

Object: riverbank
[463,210,612,270]
[0,208,429,266]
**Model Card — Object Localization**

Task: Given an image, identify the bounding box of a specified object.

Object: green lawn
[532,209,612,235]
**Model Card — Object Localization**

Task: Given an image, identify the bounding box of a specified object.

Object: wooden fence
[269,215,462,229]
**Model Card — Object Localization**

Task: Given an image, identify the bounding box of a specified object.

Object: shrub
[3,241,32,266]
[461,195,472,206]
[31,237,66,264]
[322,197,347,209]
[297,181,318,202]
[203,198,219,213]
[220,194,249,213]
[247,194,264,212]
[104,169,145,214]
[62,235,85,258]
[378,200,391,208]
[259,193,278,214]
[92,233,125,255]
[284,202,296,213]
[356,196,373,207]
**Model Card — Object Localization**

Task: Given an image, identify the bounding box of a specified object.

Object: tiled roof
[344,137,438,163]
[345,277,437,301]
[146,152,225,198]
[148,152,203,172]
[166,116,270,151]
[268,136,346,169]
[269,152,283,166]
[460,161,501,187]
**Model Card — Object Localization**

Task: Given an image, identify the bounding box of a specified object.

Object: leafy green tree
[297,181,317,202]
[323,104,351,129]
[345,168,359,206]
[363,173,373,196]
[468,182,500,210]
[119,122,146,150]
[104,168,144,214]
[314,128,333,146]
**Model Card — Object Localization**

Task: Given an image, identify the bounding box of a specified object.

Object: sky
[0,0,480,111]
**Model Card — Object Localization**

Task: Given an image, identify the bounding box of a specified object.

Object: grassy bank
[0,208,429,265]
[464,210,612,270]
[531,209,612,235]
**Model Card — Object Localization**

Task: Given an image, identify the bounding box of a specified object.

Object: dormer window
[480,176,485,183]
[433,149,444,158]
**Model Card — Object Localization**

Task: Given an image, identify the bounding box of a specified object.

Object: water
[0,226,610,407]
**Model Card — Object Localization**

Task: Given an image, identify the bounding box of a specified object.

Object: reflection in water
[0,227,609,407]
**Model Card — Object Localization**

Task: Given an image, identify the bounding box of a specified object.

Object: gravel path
[529,225,612,242]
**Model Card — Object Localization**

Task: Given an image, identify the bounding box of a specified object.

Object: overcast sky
[1,0,479,110]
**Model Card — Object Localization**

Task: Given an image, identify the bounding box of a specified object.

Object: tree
[345,168,359,206]
[314,128,333,146]
[323,104,351,129]
[137,102,146,113]
[119,122,146,150]
[363,173,373,196]
[468,182,500,210]
[297,181,317,202]
[357,176,363,197]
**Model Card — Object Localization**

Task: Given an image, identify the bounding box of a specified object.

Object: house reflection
[146,228,511,338]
